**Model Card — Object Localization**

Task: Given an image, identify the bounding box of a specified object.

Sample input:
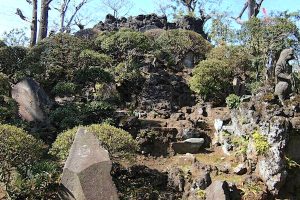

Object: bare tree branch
[15,8,29,22]
[101,0,133,18]
[65,0,88,31]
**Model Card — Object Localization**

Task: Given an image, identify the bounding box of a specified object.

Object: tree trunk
[248,0,256,19]
[60,3,66,32]
[30,0,38,47]
[38,0,51,41]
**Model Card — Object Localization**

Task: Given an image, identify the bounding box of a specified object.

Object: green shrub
[96,29,152,59]
[82,101,115,123]
[0,95,18,123]
[226,94,241,109]
[232,136,249,156]
[49,103,82,130]
[207,45,252,76]
[195,189,206,199]
[253,131,270,155]
[285,156,300,169]
[0,73,11,96]
[0,124,45,197]
[0,40,6,48]
[24,33,89,89]
[75,67,113,84]
[50,124,138,161]
[52,81,77,96]
[144,29,166,40]
[189,59,232,101]
[9,160,60,199]
[79,49,113,68]
[0,46,27,80]
[155,29,211,66]
[114,61,141,84]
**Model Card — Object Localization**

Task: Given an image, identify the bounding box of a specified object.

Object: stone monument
[60,128,119,200]
[274,48,295,102]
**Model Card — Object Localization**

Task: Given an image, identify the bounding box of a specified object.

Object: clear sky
[0,0,299,37]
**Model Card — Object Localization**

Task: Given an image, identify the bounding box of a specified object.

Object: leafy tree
[155,29,211,67]
[0,45,27,81]
[189,59,232,101]
[238,15,299,79]
[1,28,29,47]
[24,33,90,89]
[96,29,152,60]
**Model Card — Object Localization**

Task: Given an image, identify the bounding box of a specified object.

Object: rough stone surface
[180,128,202,139]
[171,138,204,154]
[138,71,195,118]
[192,172,212,190]
[205,181,230,200]
[92,14,207,38]
[216,90,299,195]
[233,163,247,175]
[11,78,52,122]
[60,128,119,200]
[137,127,178,156]
[167,168,185,192]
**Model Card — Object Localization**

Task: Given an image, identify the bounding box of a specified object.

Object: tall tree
[234,0,264,24]
[16,1,38,46]
[38,0,53,42]
[30,0,38,46]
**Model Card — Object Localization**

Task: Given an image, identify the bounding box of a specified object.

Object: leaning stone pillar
[59,128,119,200]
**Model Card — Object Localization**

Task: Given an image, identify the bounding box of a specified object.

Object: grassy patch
[252,131,270,155]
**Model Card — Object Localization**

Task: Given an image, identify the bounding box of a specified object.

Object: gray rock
[205,181,230,200]
[171,138,204,154]
[138,71,195,116]
[233,163,247,175]
[93,14,207,38]
[286,134,300,163]
[171,112,185,121]
[291,117,300,129]
[183,52,195,68]
[192,172,212,190]
[60,128,119,200]
[167,168,185,192]
[11,78,52,122]
[139,25,159,32]
[217,164,230,174]
[181,128,201,139]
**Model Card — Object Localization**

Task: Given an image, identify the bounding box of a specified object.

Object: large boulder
[11,78,52,122]
[60,128,119,200]
[205,181,230,200]
[171,138,205,154]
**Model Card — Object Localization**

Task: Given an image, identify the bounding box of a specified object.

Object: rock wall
[93,14,207,39]
[215,89,300,196]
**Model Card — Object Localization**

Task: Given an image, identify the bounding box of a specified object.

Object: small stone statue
[274,48,295,103]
